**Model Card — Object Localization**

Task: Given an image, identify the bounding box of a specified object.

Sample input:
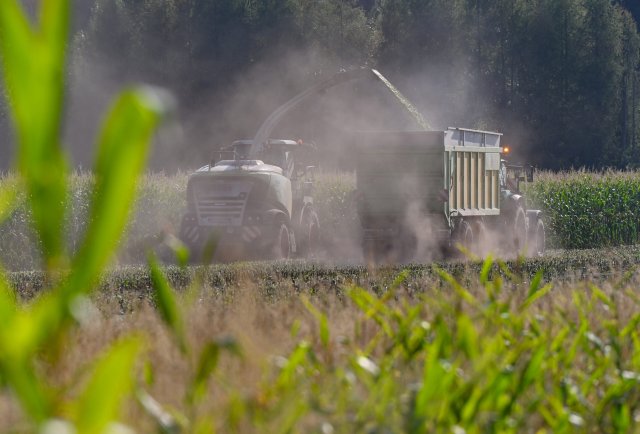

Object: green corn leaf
[136,389,181,434]
[0,177,18,224]
[276,341,310,389]
[456,314,478,360]
[0,356,51,423]
[189,337,242,405]
[301,296,330,348]
[0,268,16,328]
[589,284,614,310]
[76,337,142,434]
[527,270,544,298]
[148,255,186,353]
[520,283,553,311]
[436,267,478,306]
[65,88,165,295]
[348,287,393,337]
[0,0,69,269]
[389,269,410,291]
[479,254,494,286]
[621,313,640,338]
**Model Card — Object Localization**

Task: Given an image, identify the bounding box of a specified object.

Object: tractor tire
[528,219,546,257]
[298,209,320,259]
[271,223,291,260]
[512,207,527,255]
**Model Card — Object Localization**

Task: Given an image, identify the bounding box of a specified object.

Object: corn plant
[0,0,163,431]
[528,171,640,248]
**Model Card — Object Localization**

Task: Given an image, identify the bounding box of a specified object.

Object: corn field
[527,171,640,249]
[0,0,640,432]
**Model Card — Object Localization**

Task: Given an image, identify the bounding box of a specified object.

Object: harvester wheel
[272,223,291,260]
[512,207,527,255]
[179,213,202,261]
[528,219,546,257]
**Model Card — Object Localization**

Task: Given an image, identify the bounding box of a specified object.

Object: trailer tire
[473,220,487,257]
[528,219,546,257]
[453,220,474,256]
[512,207,527,255]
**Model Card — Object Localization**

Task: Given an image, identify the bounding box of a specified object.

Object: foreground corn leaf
[0,0,69,269]
[75,337,142,434]
[188,337,242,405]
[149,254,186,352]
[66,88,165,296]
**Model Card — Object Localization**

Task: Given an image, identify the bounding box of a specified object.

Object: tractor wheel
[298,209,320,259]
[512,207,527,255]
[528,219,546,257]
[271,223,291,260]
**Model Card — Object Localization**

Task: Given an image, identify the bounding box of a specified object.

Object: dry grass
[2,263,640,432]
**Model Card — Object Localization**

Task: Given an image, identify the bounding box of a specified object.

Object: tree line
[3,0,640,170]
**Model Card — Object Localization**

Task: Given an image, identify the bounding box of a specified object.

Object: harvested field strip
[10,246,640,303]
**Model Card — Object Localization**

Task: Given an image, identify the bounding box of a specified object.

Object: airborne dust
[0,3,530,266]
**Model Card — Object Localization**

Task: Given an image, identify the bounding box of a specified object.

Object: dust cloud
[0,1,535,266]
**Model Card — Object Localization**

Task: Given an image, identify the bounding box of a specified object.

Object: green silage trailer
[355,128,545,262]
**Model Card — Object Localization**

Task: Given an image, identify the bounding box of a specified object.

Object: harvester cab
[180,138,320,262]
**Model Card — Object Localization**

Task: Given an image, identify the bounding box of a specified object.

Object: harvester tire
[512,207,527,255]
[272,223,291,260]
[528,219,546,257]
[179,213,202,261]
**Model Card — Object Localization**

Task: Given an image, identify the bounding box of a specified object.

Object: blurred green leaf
[76,337,142,434]
[65,88,164,294]
[149,254,186,353]
[301,296,330,348]
[136,389,181,434]
[520,283,553,311]
[0,178,18,224]
[0,0,69,269]
[189,337,242,405]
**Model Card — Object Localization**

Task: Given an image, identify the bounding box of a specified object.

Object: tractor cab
[500,161,534,194]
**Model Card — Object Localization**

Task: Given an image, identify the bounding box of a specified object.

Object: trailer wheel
[473,220,488,257]
[272,223,291,260]
[512,207,527,255]
[362,238,389,264]
[528,219,546,257]
[453,220,474,256]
